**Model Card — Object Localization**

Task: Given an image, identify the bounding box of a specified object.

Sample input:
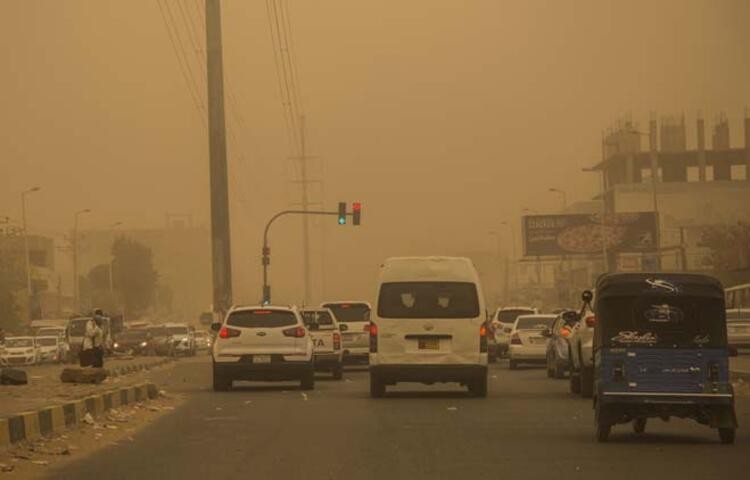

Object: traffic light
[337,202,347,225]
[352,202,362,226]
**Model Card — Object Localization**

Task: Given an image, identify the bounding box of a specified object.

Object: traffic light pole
[262,209,355,304]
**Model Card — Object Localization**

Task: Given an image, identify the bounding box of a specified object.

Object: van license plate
[418,338,439,350]
[253,355,271,364]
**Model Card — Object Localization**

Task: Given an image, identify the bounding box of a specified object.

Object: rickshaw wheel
[633,418,647,434]
[596,421,611,443]
[718,428,735,445]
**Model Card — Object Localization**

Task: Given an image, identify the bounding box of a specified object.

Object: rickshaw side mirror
[581,290,593,304]
[728,346,739,357]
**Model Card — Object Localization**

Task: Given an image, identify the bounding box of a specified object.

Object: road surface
[48,356,750,480]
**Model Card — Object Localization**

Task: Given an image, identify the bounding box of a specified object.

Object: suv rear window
[515,316,555,330]
[498,309,534,324]
[227,310,298,328]
[377,282,479,319]
[323,303,370,322]
[301,311,334,327]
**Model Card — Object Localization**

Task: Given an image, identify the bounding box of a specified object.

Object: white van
[369,257,489,397]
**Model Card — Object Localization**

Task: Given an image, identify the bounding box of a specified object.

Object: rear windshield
[515,316,556,330]
[194,331,208,339]
[36,337,57,346]
[227,310,298,328]
[323,303,370,322]
[301,311,335,327]
[5,338,33,348]
[166,326,188,335]
[119,330,149,341]
[378,282,480,319]
[68,318,90,336]
[498,309,535,324]
[598,296,726,348]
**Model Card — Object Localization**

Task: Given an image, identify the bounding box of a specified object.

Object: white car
[319,301,371,364]
[489,306,537,360]
[369,257,489,398]
[164,323,196,356]
[508,314,557,369]
[300,308,344,380]
[568,292,596,398]
[0,337,39,366]
[211,306,314,391]
[35,336,66,363]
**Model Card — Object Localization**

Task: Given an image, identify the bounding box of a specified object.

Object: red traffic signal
[352,202,362,225]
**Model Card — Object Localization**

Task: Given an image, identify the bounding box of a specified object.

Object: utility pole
[299,115,312,305]
[72,209,91,313]
[21,186,40,320]
[206,0,233,313]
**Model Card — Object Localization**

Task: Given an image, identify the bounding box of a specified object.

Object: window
[515,316,556,330]
[378,282,479,319]
[301,311,334,327]
[731,165,747,181]
[36,337,57,346]
[498,309,535,324]
[227,310,297,328]
[322,303,370,322]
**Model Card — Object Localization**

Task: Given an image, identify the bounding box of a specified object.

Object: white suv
[568,292,595,398]
[369,257,489,398]
[320,301,371,364]
[212,306,314,391]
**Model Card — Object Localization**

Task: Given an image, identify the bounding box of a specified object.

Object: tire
[300,369,315,390]
[332,363,343,380]
[546,354,554,378]
[213,372,231,392]
[509,360,518,370]
[580,365,594,398]
[595,403,611,443]
[718,428,736,445]
[554,360,566,379]
[569,352,581,394]
[469,374,488,398]
[633,418,647,434]
[370,373,385,398]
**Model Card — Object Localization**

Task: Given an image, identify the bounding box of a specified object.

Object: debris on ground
[82,413,95,425]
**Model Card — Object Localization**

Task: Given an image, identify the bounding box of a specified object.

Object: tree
[700,222,750,273]
[85,263,117,313]
[111,236,158,316]
[0,243,24,332]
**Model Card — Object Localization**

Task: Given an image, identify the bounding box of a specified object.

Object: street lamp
[21,186,41,319]
[73,209,91,313]
[548,188,568,210]
[107,222,123,296]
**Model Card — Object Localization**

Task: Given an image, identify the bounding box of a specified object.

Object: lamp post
[499,221,518,296]
[107,222,122,296]
[21,187,41,308]
[548,188,568,211]
[73,209,91,313]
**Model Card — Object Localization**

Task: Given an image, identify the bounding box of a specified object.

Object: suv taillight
[510,333,521,345]
[218,327,241,339]
[283,326,306,338]
[333,332,341,350]
[369,322,378,353]
[480,324,488,353]
[585,315,596,328]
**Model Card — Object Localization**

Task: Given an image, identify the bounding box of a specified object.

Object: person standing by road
[91,309,105,368]
[80,313,104,368]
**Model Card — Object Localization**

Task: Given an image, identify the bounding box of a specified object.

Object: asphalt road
[48,357,750,480]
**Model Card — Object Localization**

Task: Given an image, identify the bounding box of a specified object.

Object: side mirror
[581,290,593,304]
[339,324,348,332]
[210,322,221,332]
[728,346,739,357]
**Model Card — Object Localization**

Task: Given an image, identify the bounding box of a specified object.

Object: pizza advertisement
[522,212,658,257]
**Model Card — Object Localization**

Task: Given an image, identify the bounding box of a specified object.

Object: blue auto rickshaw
[586,273,738,443]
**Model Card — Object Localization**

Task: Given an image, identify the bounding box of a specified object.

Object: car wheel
[332,363,343,380]
[718,428,735,444]
[595,403,611,443]
[468,374,488,398]
[509,360,518,370]
[300,369,315,390]
[633,418,647,434]
[370,373,385,398]
[546,354,554,378]
[580,364,594,398]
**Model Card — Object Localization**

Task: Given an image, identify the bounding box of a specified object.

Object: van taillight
[218,327,241,339]
[369,322,378,353]
[480,324,488,353]
[510,333,521,345]
[333,332,341,350]
[283,326,306,338]
[585,315,596,328]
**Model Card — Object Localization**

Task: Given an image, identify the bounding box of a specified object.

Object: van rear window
[377,282,479,319]
[227,310,298,328]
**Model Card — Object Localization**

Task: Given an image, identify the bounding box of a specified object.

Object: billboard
[523,212,658,257]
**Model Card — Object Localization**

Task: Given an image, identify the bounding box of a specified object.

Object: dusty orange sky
[2,0,749,303]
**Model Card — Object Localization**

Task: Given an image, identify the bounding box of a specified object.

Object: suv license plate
[418,338,439,350]
[253,355,271,364]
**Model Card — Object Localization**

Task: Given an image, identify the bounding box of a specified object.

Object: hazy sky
[2,0,749,304]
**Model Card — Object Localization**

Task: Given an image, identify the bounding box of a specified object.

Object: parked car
[726,309,750,348]
[113,329,152,355]
[543,310,579,378]
[508,314,557,369]
[194,330,213,353]
[300,308,344,380]
[489,306,537,360]
[211,306,315,391]
[35,335,66,363]
[568,292,596,398]
[0,337,39,366]
[369,256,488,398]
[319,301,371,364]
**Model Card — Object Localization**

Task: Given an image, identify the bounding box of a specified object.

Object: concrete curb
[105,356,175,378]
[0,382,159,448]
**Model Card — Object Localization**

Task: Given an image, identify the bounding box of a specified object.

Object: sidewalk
[0,356,173,419]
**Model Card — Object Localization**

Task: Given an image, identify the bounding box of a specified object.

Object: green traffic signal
[337,202,347,225]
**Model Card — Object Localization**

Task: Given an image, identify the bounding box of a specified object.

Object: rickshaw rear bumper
[597,391,737,428]
[599,391,734,405]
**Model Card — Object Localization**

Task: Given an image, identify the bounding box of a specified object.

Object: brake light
[218,327,241,339]
[369,322,378,353]
[282,326,306,338]
[480,324,488,353]
[333,332,341,350]
[585,315,596,328]
[510,333,522,345]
